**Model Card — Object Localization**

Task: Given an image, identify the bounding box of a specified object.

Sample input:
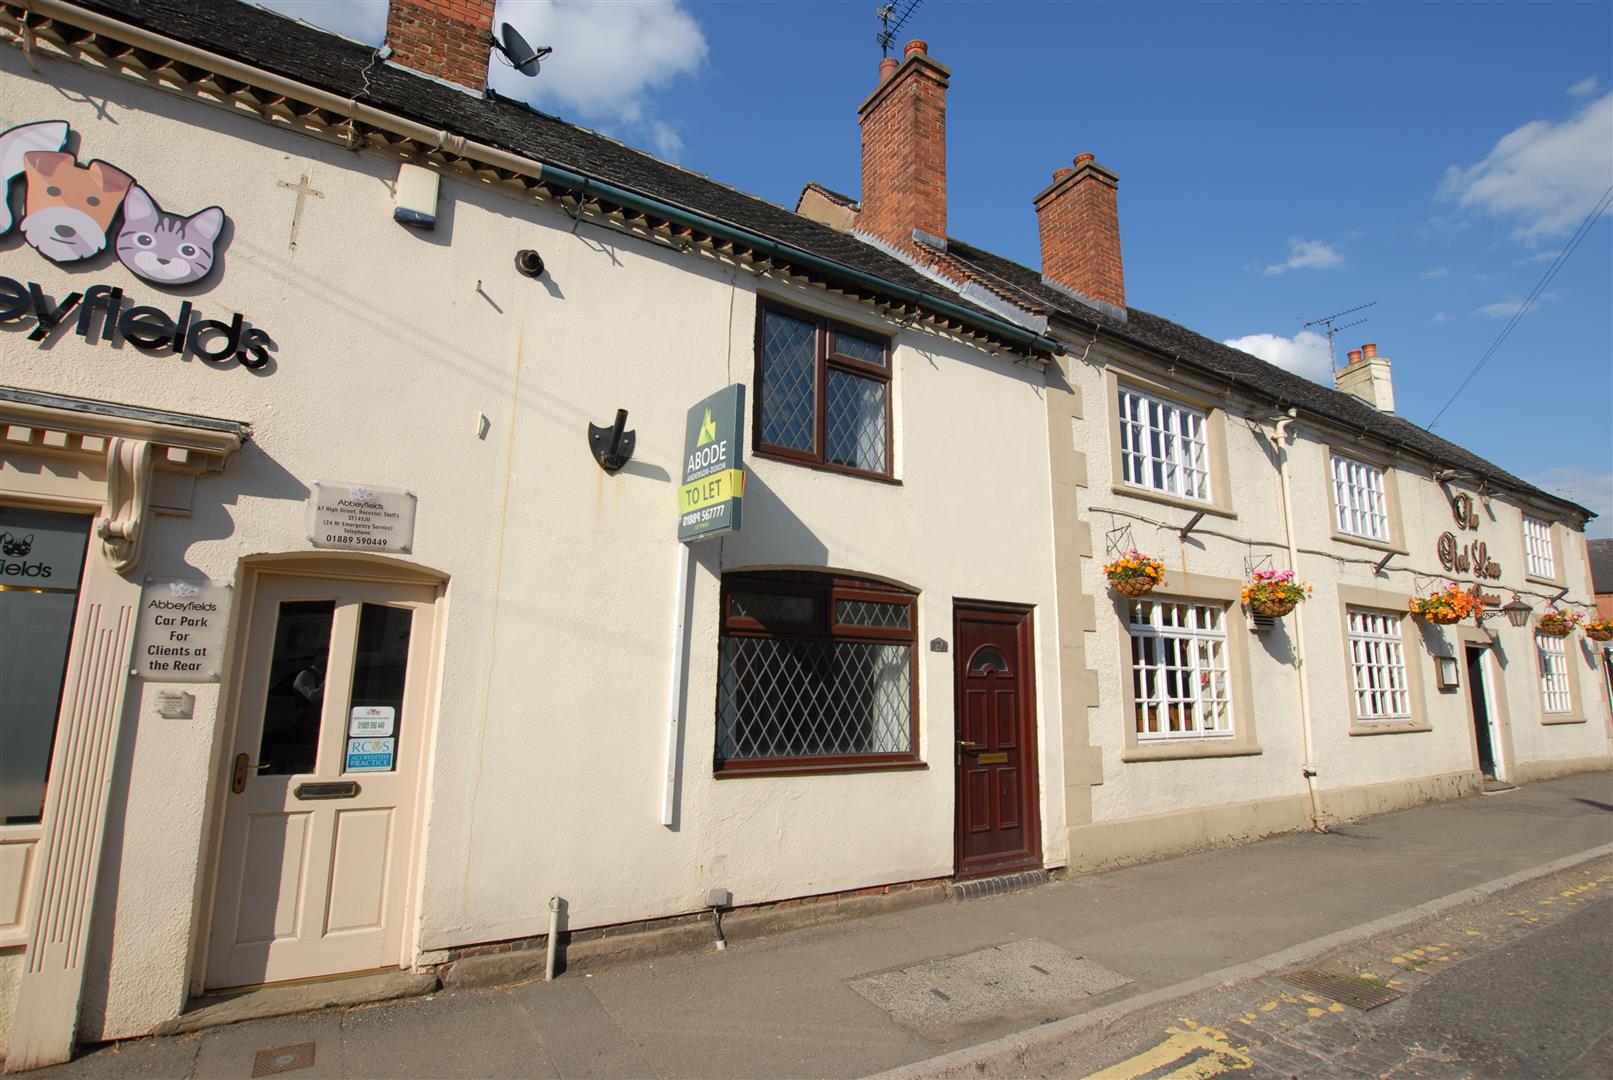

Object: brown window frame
[715,571,921,777]
[753,301,896,483]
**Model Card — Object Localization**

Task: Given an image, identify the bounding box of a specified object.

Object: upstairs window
[756,305,891,479]
[716,572,917,774]
[1332,453,1390,542]
[1524,516,1555,579]
[1117,386,1211,502]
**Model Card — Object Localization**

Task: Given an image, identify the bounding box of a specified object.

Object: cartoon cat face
[20,151,131,263]
[0,531,34,557]
[115,185,224,285]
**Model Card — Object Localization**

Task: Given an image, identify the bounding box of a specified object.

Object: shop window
[756,304,892,479]
[716,572,917,774]
[1117,385,1211,503]
[1347,607,1411,720]
[1331,453,1390,542]
[1537,633,1571,714]
[1523,516,1555,579]
[0,509,92,824]
[1127,599,1233,740]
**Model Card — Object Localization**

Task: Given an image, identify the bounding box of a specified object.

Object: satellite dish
[493,22,551,77]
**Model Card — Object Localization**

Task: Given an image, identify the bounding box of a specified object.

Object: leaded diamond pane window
[760,310,818,453]
[717,573,917,772]
[756,304,892,479]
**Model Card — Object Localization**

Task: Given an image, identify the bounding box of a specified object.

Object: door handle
[231,754,274,793]
[957,741,986,753]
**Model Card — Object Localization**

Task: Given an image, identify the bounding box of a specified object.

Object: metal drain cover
[1282,969,1406,1010]
[251,1041,316,1076]
[850,939,1130,1040]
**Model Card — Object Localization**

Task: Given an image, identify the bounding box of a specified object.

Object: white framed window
[1331,453,1390,542]
[1117,386,1211,502]
[1347,608,1411,720]
[1537,633,1571,714]
[1128,599,1232,740]
[1524,516,1555,579]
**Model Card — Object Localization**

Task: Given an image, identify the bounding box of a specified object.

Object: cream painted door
[206,574,435,989]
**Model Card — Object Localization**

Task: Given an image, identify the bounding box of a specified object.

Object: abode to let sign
[678,385,746,542]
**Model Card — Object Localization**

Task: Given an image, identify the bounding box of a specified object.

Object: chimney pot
[1052,167,1073,181]
[904,39,928,57]
[1347,349,1362,365]
[879,56,899,81]
[1074,152,1095,166]
[1361,342,1378,359]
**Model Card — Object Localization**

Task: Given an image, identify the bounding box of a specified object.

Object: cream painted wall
[1,48,1063,1047]
[1065,339,1609,832]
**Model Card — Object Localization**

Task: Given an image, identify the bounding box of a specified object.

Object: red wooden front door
[953,602,1041,878]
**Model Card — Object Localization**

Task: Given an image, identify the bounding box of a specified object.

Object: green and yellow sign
[678,384,745,542]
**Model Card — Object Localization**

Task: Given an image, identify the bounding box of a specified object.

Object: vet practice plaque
[132,578,231,682]
[308,481,417,553]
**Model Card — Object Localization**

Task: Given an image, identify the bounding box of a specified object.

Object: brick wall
[858,41,950,251]
[1035,154,1126,312]
[387,0,495,91]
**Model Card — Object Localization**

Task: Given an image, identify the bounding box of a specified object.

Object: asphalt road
[1050,865,1613,1080]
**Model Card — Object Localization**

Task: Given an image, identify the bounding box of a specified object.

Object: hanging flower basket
[1103,549,1165,599]
[1241,569,1310,619]
[1408,584,1482,626]
[1536,609,1580,637]
[1585,619,1613,642]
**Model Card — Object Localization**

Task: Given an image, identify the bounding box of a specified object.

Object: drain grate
[251,1042,316,1077]
[1282,969,1405,1010]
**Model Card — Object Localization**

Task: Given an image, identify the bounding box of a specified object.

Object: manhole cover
[1282,969,1405,1010]
[849,939,1130,1040]
[251,1041,316,1077]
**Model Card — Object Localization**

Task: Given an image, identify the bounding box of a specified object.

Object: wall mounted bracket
[588,409,636,474]
[1178,511,1205,540]
[1374,550,1396,576]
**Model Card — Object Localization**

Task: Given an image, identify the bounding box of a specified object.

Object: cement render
[23,771,1613,1079]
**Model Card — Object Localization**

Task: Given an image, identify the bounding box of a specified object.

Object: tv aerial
[876,0,924,57]
[492,21,552,77]
[1303,300,1376,371]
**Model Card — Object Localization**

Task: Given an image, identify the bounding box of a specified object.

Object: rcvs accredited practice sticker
[345,738,396,773]
[348,706,395,738]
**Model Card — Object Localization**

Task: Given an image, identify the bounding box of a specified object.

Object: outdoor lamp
[1501,596,1531,628]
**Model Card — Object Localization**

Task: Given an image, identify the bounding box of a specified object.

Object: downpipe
[545,896,563,981]
[1272,414,1326,832]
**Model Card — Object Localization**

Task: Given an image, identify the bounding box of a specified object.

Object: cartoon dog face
[21,151,132,263]
[0,531,34,557]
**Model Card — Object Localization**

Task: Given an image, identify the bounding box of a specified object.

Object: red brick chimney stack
[858,39,951,251]
[386,0,496,91]
[1034,152,1127,314]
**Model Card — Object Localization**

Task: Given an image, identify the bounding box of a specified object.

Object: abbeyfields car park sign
[678,385,745,542]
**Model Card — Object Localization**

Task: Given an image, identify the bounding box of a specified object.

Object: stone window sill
[1541,713,1586,726]
[1348,720,1433,736]
[1109,483,1236,521]
[1122,740,1262,762]
[1330,531,1407,557]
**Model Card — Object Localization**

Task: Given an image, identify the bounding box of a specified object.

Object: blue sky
[257,1,1611,534]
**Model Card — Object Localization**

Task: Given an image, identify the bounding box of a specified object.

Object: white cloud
[1517,250,1561,264]
[1263,239,1344,276]
[1431,311,1450,324]
[1526,468,1613,538]
[1222,330,1334,383]
[1438,92,1613,240]
[1568,75,1599,97]
[252,1,388,45]
[1420,266,1449,279]
[1472,292,1558,318]
[489,1,707,159]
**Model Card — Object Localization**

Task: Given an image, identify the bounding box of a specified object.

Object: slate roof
[943,239,1592,520]
[70,0,1590,523]
[74,0,1014,335]
[1590,539,1613,594]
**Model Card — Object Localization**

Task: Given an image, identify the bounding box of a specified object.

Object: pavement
[32,769,1613,1080]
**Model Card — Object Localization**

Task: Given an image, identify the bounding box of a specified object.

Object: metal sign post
[663,385,746,826]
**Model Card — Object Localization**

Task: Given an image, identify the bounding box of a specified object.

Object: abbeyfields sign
[678,384,745,542]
